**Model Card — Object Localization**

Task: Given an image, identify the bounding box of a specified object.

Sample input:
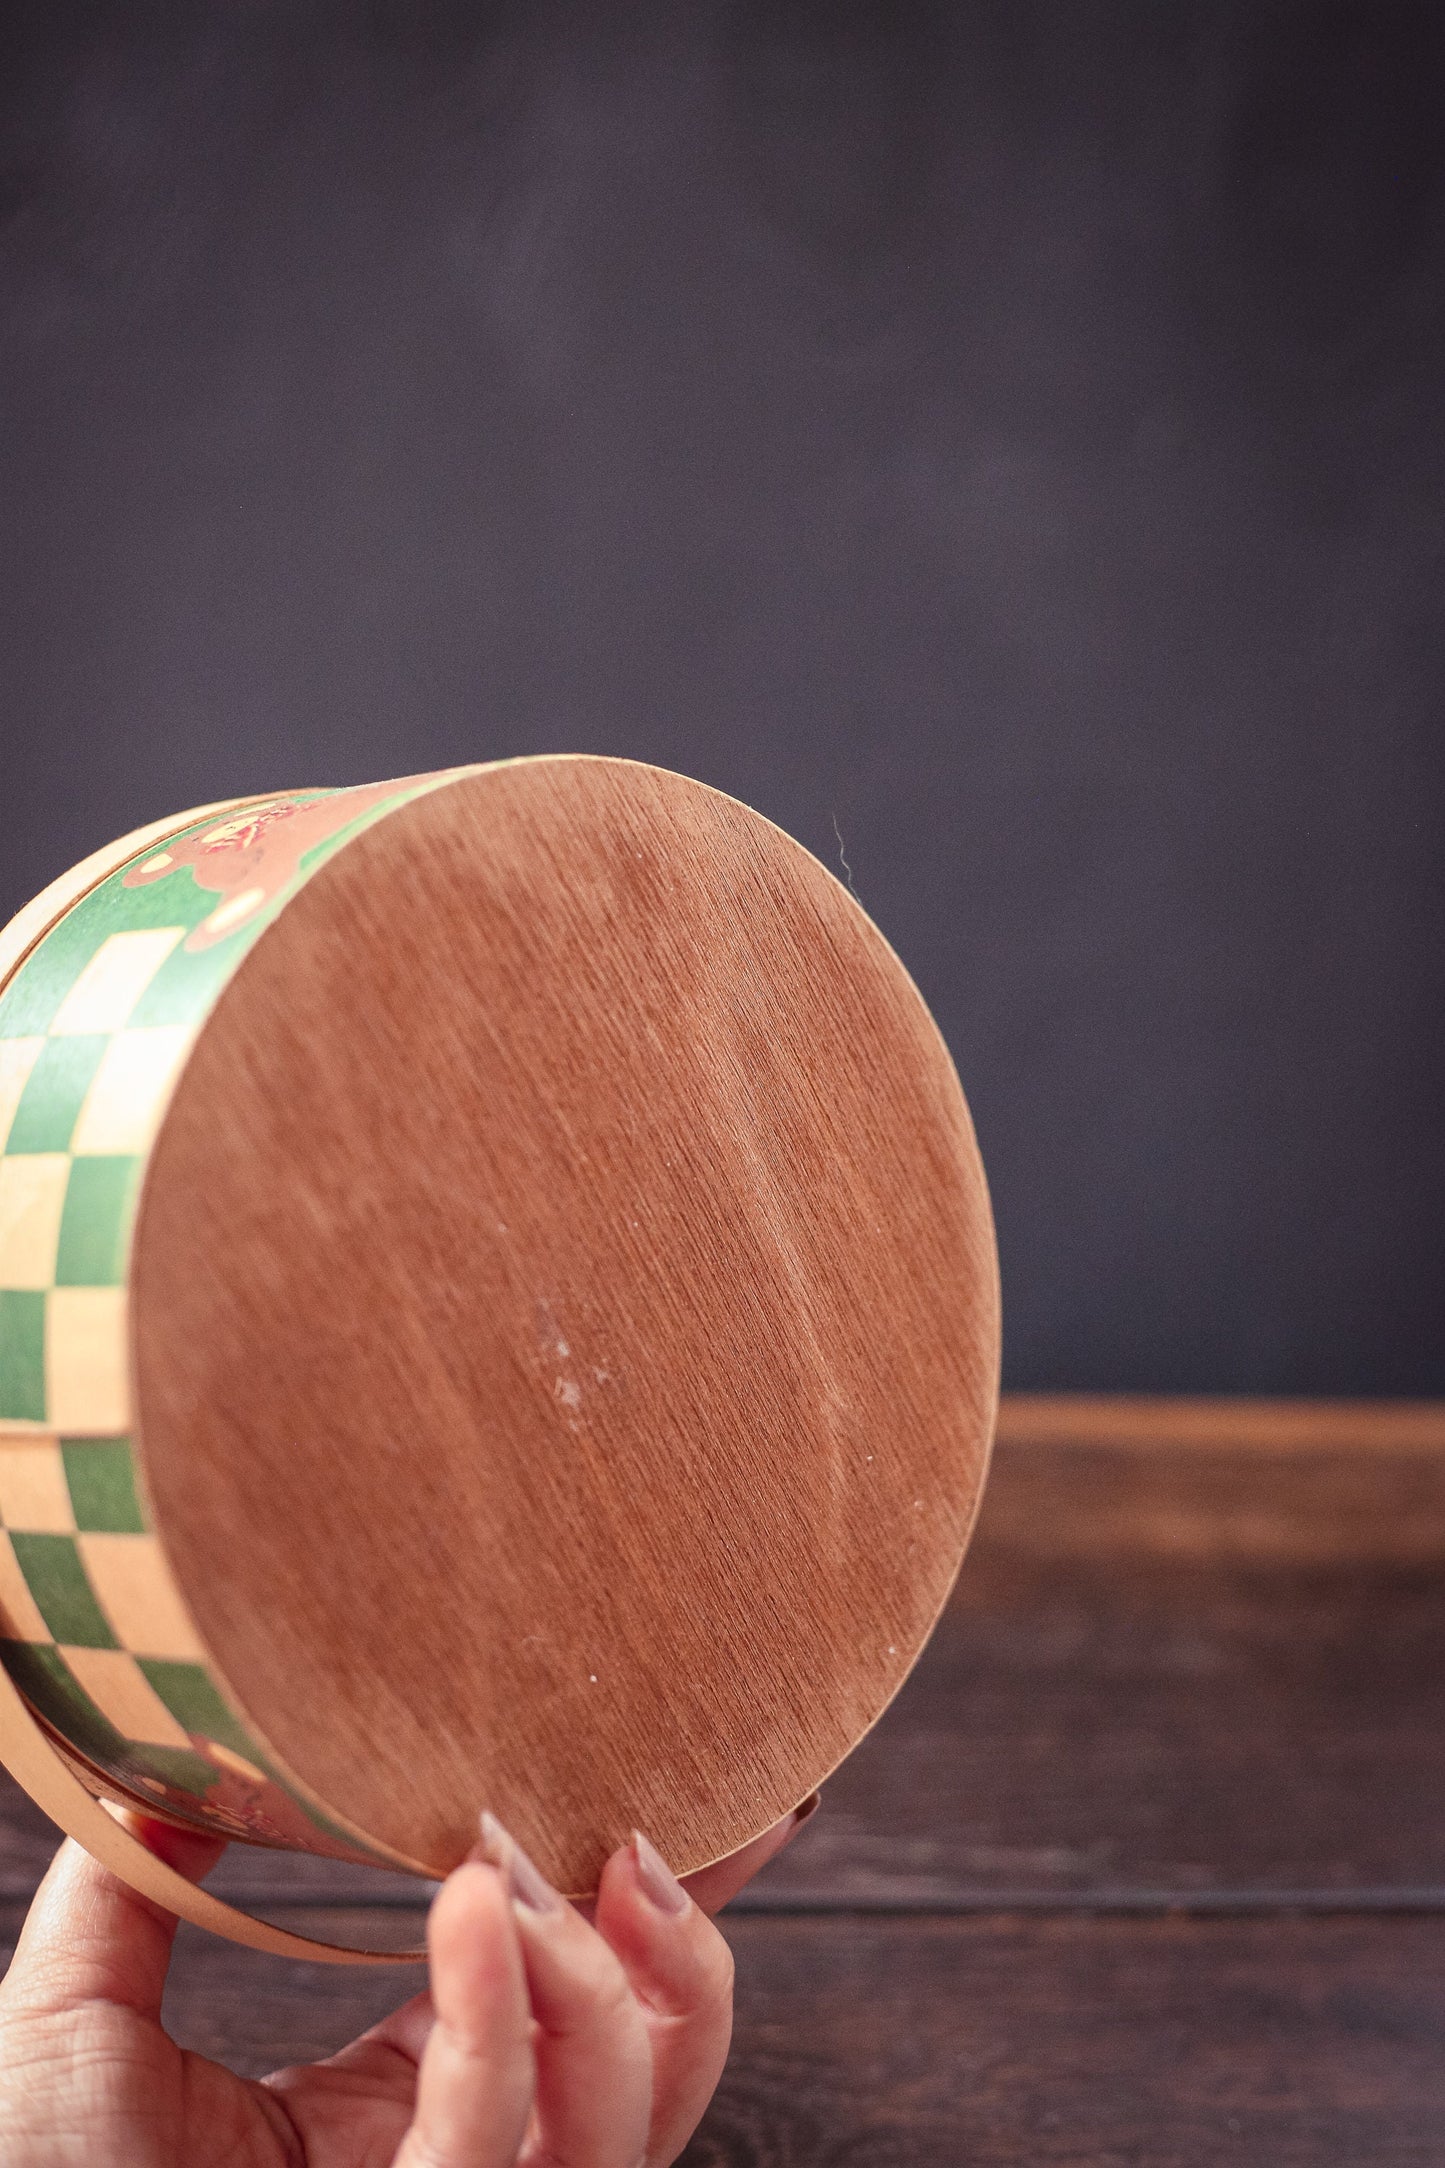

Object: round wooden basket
[0,757,999,1960]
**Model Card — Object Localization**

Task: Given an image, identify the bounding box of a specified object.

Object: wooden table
[3,1396,1444,2163]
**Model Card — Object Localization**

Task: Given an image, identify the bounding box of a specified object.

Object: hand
[0,1798,815,2166]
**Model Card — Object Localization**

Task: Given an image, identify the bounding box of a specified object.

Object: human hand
[0,1797,815,2166]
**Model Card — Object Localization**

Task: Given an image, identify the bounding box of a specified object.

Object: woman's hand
[0,1798,814,2167]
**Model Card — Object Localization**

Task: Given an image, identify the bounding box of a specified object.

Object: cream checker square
[77,1533,205,1661]
[0,1439,74,1532]
[0,1040,43,1152]
[71,1026,194,1156]
[59,1646,192,1749]
[49,930,185,1036]
[46,1289,129,1433]
[0,1156,70,1291]
[0,1530,50,1640]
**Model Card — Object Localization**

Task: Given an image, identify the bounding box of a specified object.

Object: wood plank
[690,1915,1445,2166]
[757,1442,1445,1905]
[752,1586,1445,1901]
[0,1904,1440,2165]
[974,1438,1445,1563]
[0,1402,1441,2162]
[1,1412,1443,1908]
[998,1394,1445,1451]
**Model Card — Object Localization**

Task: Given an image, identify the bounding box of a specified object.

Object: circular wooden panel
[130,757,999,1891]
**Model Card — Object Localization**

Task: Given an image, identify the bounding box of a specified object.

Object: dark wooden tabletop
[3,1395,1445,2165]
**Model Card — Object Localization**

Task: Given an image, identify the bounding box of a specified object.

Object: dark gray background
[3,1,1442,1393]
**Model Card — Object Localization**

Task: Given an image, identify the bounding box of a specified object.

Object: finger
[678,1793,819,1918]
[393,1861,534,2168]
[594,1831,736,2166]
[0,1815,223,2024]
[479,1813,652,2168]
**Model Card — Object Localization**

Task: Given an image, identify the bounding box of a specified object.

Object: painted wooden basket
[0,757,999,1961]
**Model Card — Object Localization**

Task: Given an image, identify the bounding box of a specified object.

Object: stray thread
[831,810,860,901]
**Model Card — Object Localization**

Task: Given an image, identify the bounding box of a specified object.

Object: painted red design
[122,779,433,950]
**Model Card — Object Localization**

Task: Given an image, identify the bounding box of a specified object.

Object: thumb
[1,1815,224,2025]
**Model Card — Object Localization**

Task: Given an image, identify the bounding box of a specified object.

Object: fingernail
[793,1792,821,1827]
[477,1810,565,1914]
[631,1829,689,1915]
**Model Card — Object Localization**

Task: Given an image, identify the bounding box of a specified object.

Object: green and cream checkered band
[0,1432,386,1858]
[0,770,470,1862]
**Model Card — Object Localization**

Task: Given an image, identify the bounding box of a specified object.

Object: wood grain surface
[998,1394,1445,1452]
[2,1397,1443,2163]
[132,757,999,1889]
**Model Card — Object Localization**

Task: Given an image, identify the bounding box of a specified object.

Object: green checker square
[127,932,250,1029]
[54,1157,140,1287]
[0,837,225,1042]
[61,1438,147,1534]
[0,1291,46,1424]
[0,1640,128,1768]
[4,1038,107,1154]
[8,1533,118,1648]
[139,1659,261,1765]
[0,948,84,1040]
